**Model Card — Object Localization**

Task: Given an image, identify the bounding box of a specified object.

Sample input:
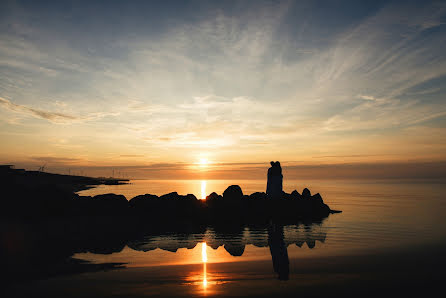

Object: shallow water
[9,179,446,297]
[78,178,446,254]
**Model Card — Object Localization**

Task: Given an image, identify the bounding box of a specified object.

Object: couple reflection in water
[268,223,289,280]
[267,161,289,280]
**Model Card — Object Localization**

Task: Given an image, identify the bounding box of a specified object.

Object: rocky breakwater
[68,185,340,225]
[1,171,340,224]
[205,185,341,223]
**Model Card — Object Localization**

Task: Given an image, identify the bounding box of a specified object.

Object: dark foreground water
[6,179,446,297]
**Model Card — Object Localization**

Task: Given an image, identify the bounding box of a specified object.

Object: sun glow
[197,157,211,170]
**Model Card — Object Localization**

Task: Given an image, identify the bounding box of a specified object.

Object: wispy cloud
[1,1,446,167]
[30,156,84,164]
[0,97,118,123]
[0,97,77,122]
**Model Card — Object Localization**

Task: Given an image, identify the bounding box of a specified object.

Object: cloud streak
[0,97,77,122]
[0,97,118,123]
[1,1,446,168]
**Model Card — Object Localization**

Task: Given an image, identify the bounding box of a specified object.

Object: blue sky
[1,0,445,178]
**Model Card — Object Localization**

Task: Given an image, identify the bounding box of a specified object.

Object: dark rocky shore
[1,165,339,223]
[1,165,341,283]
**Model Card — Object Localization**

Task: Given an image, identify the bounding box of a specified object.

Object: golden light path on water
[201,180,207,200]
[202,242,208,290]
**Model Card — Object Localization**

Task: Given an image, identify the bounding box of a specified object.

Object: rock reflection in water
[127,223,327,281]
[3,219,326,286]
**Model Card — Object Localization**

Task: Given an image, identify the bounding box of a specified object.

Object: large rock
[129,194,158,209]
[185,194,198,201]
[282,192,292,200]
[93,193,128,214]
[302,188,311,199]
[291,190,301,200]
[249,192,267,200]
[223,185,244,201]
[160,192,179,200]
[73,195,94,214]
[206,192,221,201]
[311,193,323,204]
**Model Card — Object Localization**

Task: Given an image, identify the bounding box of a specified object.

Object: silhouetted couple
[267,161,283,200]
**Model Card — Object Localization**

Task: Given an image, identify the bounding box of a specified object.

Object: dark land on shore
[1,164,336,283]
[0,164,338,223]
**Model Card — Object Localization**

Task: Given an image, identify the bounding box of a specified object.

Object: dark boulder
[205,192,221,210]
[249,192,267,200]
[291,190,301,199]
[93,193,128,214]
[223,185,244,201]
[129,194,158,209]
[18,185,76,217]
[206,192,221,201]
[185,194,198,201]
[175,193,198,201]
[311,193,324,204]
[282,192,292,200]
[302,188,311,199]
[160,192,179,200]
[73,195,94,215]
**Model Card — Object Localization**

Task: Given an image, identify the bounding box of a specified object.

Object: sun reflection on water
[202,242,208,289]
[201,180,207,200]
[202,242,208,263]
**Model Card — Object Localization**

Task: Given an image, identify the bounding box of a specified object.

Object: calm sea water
[12,179,446,297]
[77,178,446,255]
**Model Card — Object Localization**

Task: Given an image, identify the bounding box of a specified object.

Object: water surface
[78,178,446,254]
[10,179,446,297]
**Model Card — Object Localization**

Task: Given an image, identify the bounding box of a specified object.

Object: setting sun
[199,158,209,166]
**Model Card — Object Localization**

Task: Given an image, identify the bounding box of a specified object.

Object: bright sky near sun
[1,0,446,178]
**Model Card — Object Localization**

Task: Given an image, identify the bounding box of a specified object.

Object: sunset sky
[1,0,446,179]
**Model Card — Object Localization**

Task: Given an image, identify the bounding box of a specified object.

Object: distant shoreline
[0,164,129,193]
